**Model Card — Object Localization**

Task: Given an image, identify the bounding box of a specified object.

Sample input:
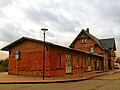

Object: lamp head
[41,28,48,31]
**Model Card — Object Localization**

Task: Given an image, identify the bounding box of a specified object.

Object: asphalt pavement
[0,70,115,84]
[0,71,120,90]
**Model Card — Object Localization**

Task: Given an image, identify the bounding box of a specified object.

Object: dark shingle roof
[100,38,116,50]
[85,30,116,50]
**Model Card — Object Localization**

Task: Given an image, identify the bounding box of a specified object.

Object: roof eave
[69,29,84,48]
[0,37,53,51]
[84,31,104,50]
[0,37,25,51]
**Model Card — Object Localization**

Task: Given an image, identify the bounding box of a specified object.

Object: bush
[0,58,8,71]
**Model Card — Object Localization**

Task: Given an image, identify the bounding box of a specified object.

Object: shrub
[0,58,8,71]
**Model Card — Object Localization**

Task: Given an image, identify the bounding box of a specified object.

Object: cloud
[24,7,58,24]
[47,32,55,38]
[0,0,120,56]
[23,6,81,33]
[0,23,23,42]
[0,22,37,43]
[90,0,120,24]
[0,10,4,18]
[0,0,13,8]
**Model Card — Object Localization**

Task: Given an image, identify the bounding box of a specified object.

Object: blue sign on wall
[16,50,20,55]
[15,50,20,60]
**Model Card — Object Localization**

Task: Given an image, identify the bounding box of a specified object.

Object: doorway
[66,55,72,73]
[108,59,111,70]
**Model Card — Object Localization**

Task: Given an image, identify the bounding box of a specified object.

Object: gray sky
[0,0,120,56]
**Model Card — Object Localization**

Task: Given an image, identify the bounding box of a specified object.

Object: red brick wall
[110,49,115,70]
[73,38,103,55]
[74,38,94,52]
[48,46,96,77]
[48,46,66,77]
[8,39,105,77]
[8,40,47,76]
[72,54,83,74]
[103,52,108,71]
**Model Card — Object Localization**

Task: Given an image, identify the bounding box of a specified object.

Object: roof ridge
[83,30,104,49]
[100,38,115,40]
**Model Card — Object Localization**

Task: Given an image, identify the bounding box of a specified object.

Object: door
[95,60,97,70]
[88,57,91,71]
[66,55,72,73]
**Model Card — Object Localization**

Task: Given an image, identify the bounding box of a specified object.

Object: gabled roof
[69,29,104,49]
[84,30,104,49]
[0,37,103,57]
[100,38,116,50]
[69,29,116,51]
[1,37,53,51]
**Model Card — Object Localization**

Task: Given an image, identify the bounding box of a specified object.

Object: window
[82,39,84,44]
[65,55,72,68]
[85,39,87,43]
[88,57,91,66]
[82,39,87,44]
[76,56,79,68]
[90,47,94,53]
[66,55,72,66]
[83,57,86,67]
[97,60,99,67]
[97,58,101,67]
[92,58,95,67]
[77,40,79,44]
[88,39,91,43]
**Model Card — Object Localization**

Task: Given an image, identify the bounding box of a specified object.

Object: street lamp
[41,28,48,80]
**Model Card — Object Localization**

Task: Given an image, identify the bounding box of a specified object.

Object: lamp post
[41,28,48,80]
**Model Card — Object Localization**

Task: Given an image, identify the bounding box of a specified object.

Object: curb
[0,72,109,84]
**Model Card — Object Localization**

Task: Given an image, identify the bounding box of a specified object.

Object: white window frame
[90,47,94,53]
[81,39,87,44]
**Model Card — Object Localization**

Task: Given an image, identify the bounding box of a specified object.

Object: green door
[66,55,72,73]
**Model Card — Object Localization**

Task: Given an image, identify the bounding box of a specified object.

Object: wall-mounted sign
[15,50,20,60]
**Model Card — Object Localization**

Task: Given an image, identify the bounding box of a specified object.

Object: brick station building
[1,28,116,77]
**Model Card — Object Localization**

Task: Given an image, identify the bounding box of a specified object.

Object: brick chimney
[86,28,89,33]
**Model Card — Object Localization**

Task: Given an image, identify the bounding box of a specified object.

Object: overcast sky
[0,0,120,56]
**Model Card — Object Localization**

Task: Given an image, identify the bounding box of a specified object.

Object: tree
[115,57,120,63]
[0,58,8,71]
[2,58,8,67]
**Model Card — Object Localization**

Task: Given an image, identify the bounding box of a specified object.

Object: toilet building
[1,29,116,77]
